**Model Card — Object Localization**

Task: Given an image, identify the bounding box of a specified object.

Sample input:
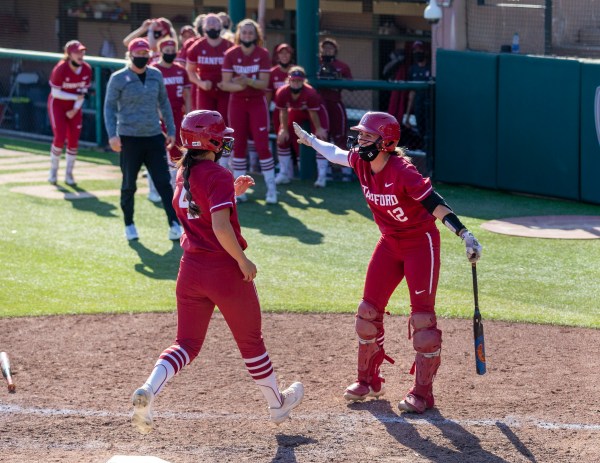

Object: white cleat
[65,173,76,186]
[131,385,154,434]
[168,222,183,240]
[313,176,327,188]
[125,224,139,241]
[269,382,304,425]
[48,169,58,185]
[265,190,278,204]
[275,172,291,185]
[147,192,162,203]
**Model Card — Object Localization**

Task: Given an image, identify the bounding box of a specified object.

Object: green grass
[1,136,599,327]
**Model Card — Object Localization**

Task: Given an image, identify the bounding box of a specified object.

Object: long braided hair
[178,148,210,218]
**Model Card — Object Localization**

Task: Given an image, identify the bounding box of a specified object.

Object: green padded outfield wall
[435,50,498,188]
[497,54,580,200]
[580,62,600,205]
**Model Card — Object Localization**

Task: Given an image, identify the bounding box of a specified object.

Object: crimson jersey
[318,58,352,103]
[274,84,321,112]
[49,60,92,96]
[176,36,199,65]
[152,62,190,113]
[348,151,435,235]
[222,45,271,98]
[173,160,247,253]
[187,38,233,85]
[268,65,289,93]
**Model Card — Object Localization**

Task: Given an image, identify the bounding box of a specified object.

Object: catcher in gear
[130,110,304,434]
[294,112,482,413]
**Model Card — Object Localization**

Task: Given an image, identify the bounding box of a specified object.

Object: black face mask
[70,60,82,68]
[321,55,335,63]
[154,31,163,40]
[279,61,291,69]
[347,136,381,162]
[206,29,221,39]
[162,53,176,64]
[414,52,425,62]
[132,56,149,69]
[241,39,256,48]
[290,86,303,94]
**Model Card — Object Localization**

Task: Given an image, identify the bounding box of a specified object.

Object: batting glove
[461,231,482,263]
[293,122,315,147]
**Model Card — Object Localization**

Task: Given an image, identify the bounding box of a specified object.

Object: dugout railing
[0,47,434,179]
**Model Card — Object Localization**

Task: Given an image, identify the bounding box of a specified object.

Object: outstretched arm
[293,122,350,167]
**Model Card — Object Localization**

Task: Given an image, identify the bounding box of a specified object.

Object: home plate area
[481,215,600,239]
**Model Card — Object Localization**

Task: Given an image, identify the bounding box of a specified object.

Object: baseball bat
[0,351,16,393]
[471,263,487,375]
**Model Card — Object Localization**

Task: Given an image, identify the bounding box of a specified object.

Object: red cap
[180,25,195,35]
[65,40,86,54]
[155,18,171,35]
[275,43,294,54]
[159,39,177,51]
[128,38,150,53]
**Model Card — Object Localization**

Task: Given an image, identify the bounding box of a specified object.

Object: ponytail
[178,149,208,218]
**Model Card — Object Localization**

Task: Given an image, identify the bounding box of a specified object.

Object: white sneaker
[168,222,183,240]
[65,173,76,186]
[147,192,162,203]
[269,382,304,425]
[275,172,291,185]
[48,169,57,185]
[125,224,139,241]
[236,193,248,203]
[265,190,278,204]
[314,176,327,188]
[131,385,154,434]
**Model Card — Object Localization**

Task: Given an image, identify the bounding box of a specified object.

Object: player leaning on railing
[293,112,482,413]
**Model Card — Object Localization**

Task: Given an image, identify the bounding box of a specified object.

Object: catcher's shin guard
[408,312,442,399]
[354,301,394,388]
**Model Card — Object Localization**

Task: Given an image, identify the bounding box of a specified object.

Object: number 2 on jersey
[387,206,408,222]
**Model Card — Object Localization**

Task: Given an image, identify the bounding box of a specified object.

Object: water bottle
[512,32,520,54]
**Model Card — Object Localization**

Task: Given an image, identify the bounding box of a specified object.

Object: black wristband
[442,212,466,236]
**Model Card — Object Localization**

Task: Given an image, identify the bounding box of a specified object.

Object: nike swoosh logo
[253,58,260,62]
[415,290,426,295]
[385,182,393,187]
[259,127,267,131]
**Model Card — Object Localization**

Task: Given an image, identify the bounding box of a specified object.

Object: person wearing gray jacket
[104,37,182,241]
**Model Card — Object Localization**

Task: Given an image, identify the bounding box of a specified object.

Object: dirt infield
[0,312,598,463]
[482,216,600,239]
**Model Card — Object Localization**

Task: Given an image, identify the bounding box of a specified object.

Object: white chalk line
[1,404,599,432]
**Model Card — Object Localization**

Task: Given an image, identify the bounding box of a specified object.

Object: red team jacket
[49,60,92,103]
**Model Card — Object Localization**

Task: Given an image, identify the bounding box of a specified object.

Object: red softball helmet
[180,110,234,151]
[351,111,401,152]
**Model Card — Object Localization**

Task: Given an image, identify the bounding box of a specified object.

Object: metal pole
[94,66,103,146]
[296,0,320,180]
[229,0,246,30]
[544,0,553,55]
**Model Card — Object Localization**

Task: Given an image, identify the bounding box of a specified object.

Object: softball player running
[47,40,92,186]
[294,112,482,414]
[131,110,304,434]
[219,19,277,203]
